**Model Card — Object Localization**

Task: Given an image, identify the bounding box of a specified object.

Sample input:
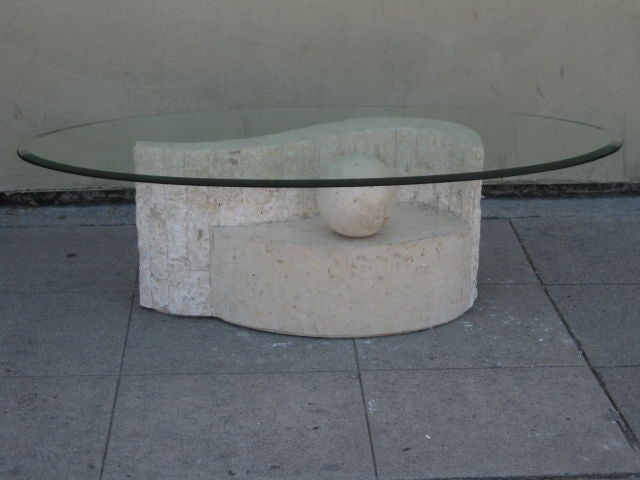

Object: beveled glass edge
[16,106,623,188]
[16,142,620,187]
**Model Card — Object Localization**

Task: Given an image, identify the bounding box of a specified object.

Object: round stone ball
[316,154,397,237]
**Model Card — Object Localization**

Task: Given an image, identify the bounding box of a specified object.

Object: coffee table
[17,107,621,337]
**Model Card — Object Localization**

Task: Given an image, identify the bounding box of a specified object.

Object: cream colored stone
[133,117,483,180]
[209,204,475,337]
[316,154,397,237]
[398,180,483,295]
[135,184,316,316]
[134,117,484,335]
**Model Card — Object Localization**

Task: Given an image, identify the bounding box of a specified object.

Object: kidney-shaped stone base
[134,117,484,336]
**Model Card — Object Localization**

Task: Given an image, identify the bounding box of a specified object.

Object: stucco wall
[1,0,639,192]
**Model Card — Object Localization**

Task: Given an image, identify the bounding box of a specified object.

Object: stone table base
[134,117,483,337]
[136,181,481,337]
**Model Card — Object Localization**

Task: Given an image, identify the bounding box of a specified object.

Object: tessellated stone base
[134,117,483,336]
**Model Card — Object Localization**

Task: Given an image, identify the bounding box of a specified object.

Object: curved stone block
[209,205,475,337]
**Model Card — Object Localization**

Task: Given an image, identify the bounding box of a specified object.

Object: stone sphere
[316,154,397,237]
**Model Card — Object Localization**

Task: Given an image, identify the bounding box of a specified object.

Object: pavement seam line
[0,364,609,380]
[99,290,136,480]
[508,219,640,455]
[352,339,379,479]
[119,369,359,376]
[0,364,599,380]
[408,472,640,480]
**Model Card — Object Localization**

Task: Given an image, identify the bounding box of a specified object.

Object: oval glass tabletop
[17,106,621,187]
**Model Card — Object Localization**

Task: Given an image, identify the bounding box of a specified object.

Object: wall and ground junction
[1,0,639,194]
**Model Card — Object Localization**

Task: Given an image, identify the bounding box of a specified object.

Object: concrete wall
[1,0,639,192]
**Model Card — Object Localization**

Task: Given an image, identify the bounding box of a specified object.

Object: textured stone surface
[135,117,483,334]
[209,205,475,337]
[397,180,483,289]
[136,184,315,315]
[133,117,483,180]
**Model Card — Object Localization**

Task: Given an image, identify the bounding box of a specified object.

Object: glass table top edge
[16,106,623,188]
[17,141,621,188]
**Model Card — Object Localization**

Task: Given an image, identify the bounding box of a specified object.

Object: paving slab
[356,284,583,370]
[123,302,357,374]
[0,291,131,376]
[482,197,640,219]
[103,372,374,480]
[477,219,538,284]
[598,367,640,437]
[512,216,640,284]
[0,375,116,480]
[361,367,640,479]
[0,204,135,227]
[0,225,138,293]
[548,285,640,367]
